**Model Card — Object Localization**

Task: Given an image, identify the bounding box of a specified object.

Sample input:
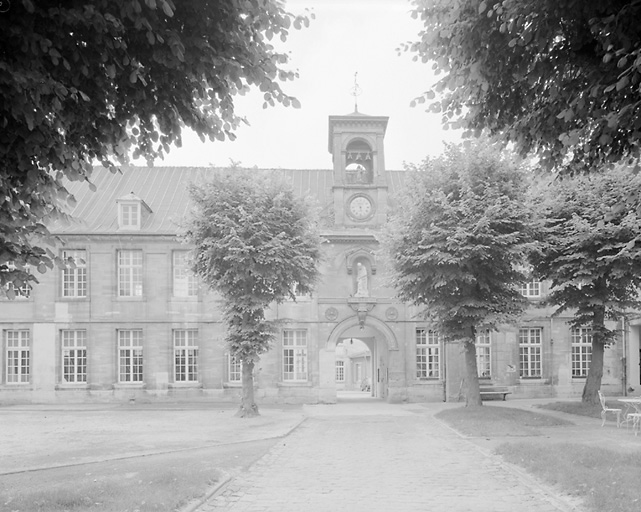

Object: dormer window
[120,202,140,229]
[117,192,151,231]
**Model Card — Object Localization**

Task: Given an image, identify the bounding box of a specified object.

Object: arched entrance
[321,315,399,403]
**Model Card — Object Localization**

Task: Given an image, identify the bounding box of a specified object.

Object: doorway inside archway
[335,337,375,401]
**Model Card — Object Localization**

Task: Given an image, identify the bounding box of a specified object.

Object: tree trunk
[582,340,605,406]
[582,306,607,406]
[463,334,482,407]
[236,359,259,418]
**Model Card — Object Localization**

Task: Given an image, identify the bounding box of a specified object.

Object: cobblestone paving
[197,406,581,512]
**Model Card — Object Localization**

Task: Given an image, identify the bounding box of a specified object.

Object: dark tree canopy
[405,0,641,172]
[530,167,641,403]
[0,0,310,293]
[184,169,321,416]
[387,140,532,405]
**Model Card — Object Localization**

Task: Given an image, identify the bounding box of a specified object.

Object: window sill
[58,297,89,302]
[223,383,242,388]
[57,382,89,388]
[168,382,202,389]
[278,381,312,387]
[113,383,146,389]
[0,383,32,389]
[416,378,441,383]
[114,297,145,302]
[170,296,199,302]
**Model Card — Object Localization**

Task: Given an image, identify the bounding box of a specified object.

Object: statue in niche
[355,261,369,297]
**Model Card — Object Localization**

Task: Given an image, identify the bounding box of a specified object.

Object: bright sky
[157,0,460,171]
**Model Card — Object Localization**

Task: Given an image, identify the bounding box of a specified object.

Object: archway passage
[324,315,398,403]
[335,337,374,402]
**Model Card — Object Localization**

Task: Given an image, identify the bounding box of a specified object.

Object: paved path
[197,401,581,512]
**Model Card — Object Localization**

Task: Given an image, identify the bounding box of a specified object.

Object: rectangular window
[520,280,541,297]
[174,329,198,382]
[118,250,143,297]
[227,354,242,383]
[283,329,308,382]
[571,327,592,378]
[519,328,542,378]
[416,328,440,379]
[4,264,32,299]
[5,330,30,384]
[62,330,87,383]
[119,203,140,229]
[335,360,345,382]
[173,251,198,297]
[475,329,491,378]
[62,250,87,298]
[118,330,143,383]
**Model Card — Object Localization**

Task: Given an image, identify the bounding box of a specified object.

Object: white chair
[598,390,622,428]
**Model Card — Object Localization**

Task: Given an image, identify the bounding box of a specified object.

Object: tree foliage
[387,140,532,406]
[184,169,321,416]
[405,0,641,172]
[530,167,641,403]
[0,0,311,293]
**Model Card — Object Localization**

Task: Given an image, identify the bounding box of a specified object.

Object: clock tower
[328,111,389,228]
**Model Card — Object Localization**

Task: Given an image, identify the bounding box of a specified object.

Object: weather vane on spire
[350,72,362,113]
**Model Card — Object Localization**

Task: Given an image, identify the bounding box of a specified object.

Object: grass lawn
[437,405,641,512]
[537,399,627,419]
[1,439,276,512]
[436,404,572,437]
[496,442,641,512]
[1,451,222,512]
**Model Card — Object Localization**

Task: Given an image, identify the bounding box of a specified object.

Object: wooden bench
[479,386,511,401]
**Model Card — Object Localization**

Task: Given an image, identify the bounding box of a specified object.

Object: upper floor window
[520,280,541,297]
[61,250,87,298]
[475,329,491,378]
[571,327,592,378]
[173,251,198,297]
[4,264,32,300]
[416,328,440,379]
[519,328,542,378]
[118,250,143,297]
[283,329,308,382]
[5,330,30,384]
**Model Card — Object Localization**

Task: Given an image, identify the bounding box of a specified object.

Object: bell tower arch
[328,112,389,227]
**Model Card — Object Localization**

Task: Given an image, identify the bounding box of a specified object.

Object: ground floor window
[335,359,345,382]
[174,329,198,382]
[519,328,542,378]
[62,330,87,383]
[283,329,307,382]
[227,353,242,383]
[5,330,30,384]
[475,329,491,378]
[571,327,592,378]
[416,328,440,379]
[118,329,143,383]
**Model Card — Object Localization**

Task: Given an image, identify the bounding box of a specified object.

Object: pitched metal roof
[53,166,407,235]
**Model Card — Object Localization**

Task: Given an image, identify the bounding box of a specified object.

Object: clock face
[349,195,373,220]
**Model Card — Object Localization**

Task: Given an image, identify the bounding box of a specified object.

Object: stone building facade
[1,111,640,404]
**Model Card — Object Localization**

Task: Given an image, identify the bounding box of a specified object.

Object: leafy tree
[530,167,641,404]
[184,170,321,417]
[386,140,532,406]
[404,0,641,172]
[0,0,311,294]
